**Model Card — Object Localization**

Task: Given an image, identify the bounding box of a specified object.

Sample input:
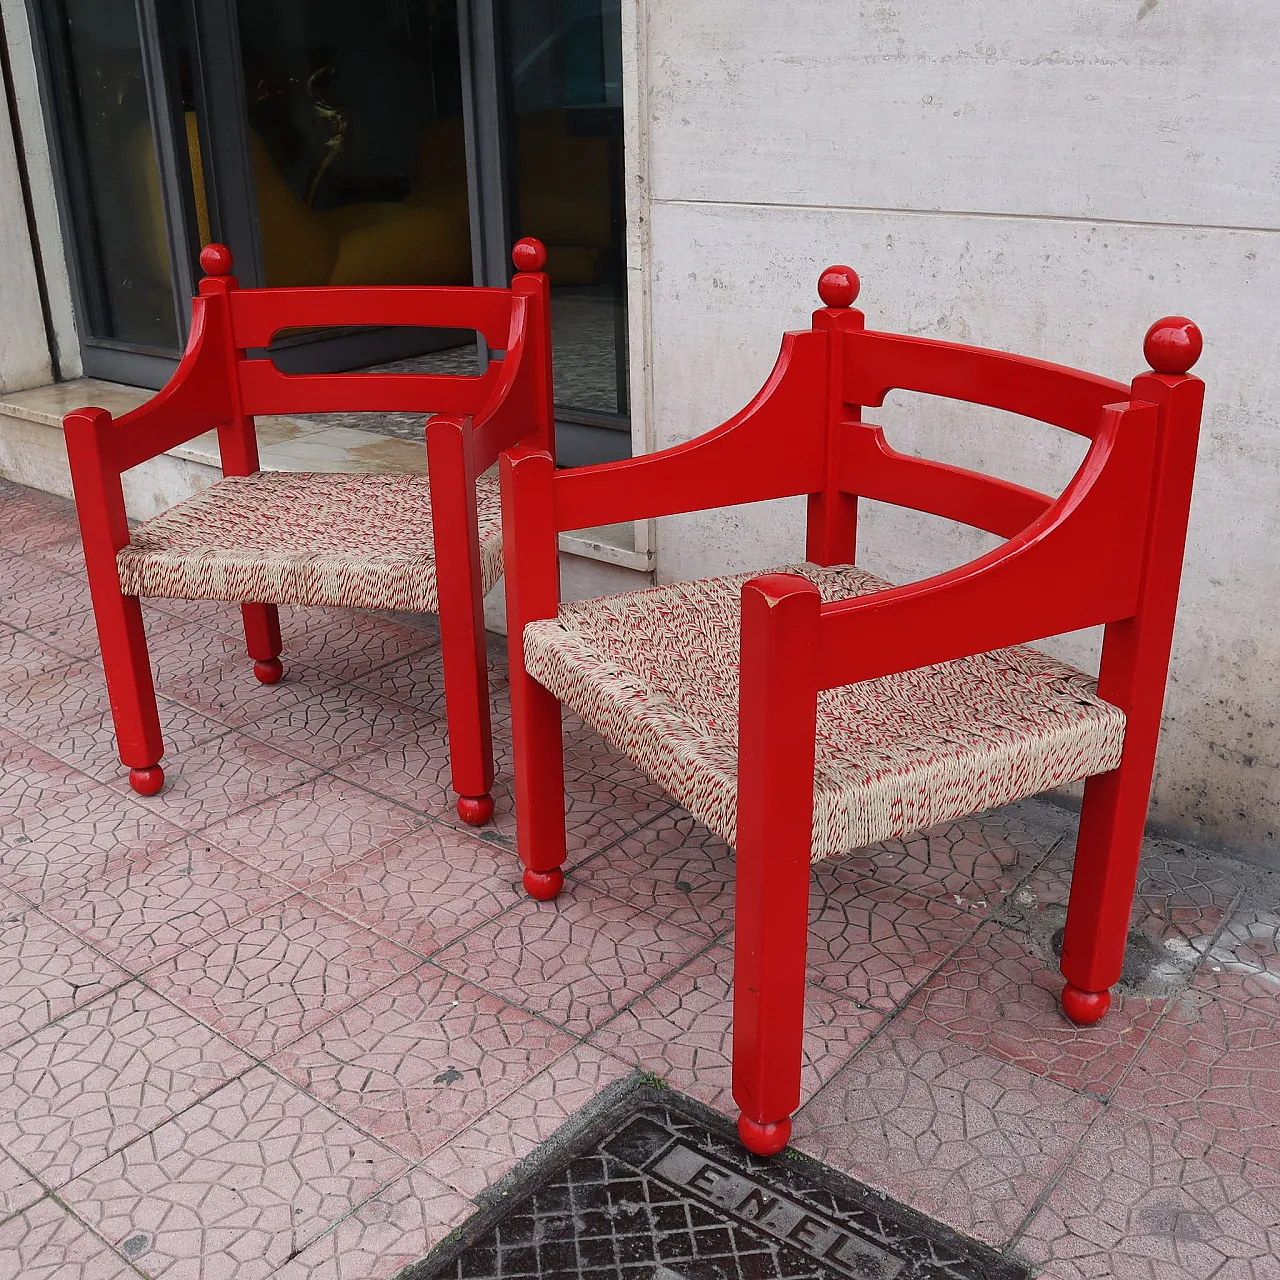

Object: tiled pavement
[1,475,1279,1279]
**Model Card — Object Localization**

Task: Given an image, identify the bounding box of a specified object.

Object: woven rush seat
[524,562,1127,859]
[117,470,503,614]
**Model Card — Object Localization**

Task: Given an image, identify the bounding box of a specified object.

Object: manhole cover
[407,1080,1028,1279]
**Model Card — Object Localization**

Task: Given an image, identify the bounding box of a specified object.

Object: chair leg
[96,586,166,795]
[438,601,496,827]
[242,602,284,684]
[1059,761,1152,1024]
[510,668,567,900]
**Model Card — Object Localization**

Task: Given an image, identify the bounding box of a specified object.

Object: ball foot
[737,1113,791,1157]
[253,658,284,685]
[129,765,165,796]
[522,866,564,901]
[456,794,495,826]
[1061,982,1111,1025]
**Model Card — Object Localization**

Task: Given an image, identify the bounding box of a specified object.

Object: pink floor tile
[39,837,293,973]
[0,508,81,559]
[435,885,703,1036]
[423,1044,634,1199]
[333,734,460,817]
[1015,1109,1280,1279]
[0,1196,139,1280]
[0,897,129,1050]
[791,1017,1100,1248]
[147,896,422,1056]
[105,732,322,832]
[273,1167,472,1280]
[0,785,190,902]
[59,1065,409,1280]
[805,860,981,1009]
[0,624,79,685]
[348,646,455,711]
[21,603,105,660]
[590,945,882,1115]
[199,775,424,888]
[905,922,1165,1095]
[0,982,253,1188]
[0,1144,42,1219]
[269,966,575,1158]
[154,647,318,728]
[276,608,438,682]
[0,657,115,736]
[307,825,523,957]
[1195,904,1280,1006]
[578,808,736,938]
[1114,989,1280,1172]
[0,729,89,825]
[0,554,93,629]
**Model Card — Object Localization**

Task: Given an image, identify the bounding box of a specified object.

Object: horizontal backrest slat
[237,359,504,417]
[229,286,516,351]
[845,330,1130,439]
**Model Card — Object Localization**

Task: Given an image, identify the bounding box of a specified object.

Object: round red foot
[522,866,564,901]
[1061,983,1111,1025]
[129,765,165,796]
[456,794,495,826]
[253,658,284,684]
[737,1114,791,1157]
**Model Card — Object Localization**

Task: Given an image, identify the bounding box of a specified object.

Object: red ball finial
[512,237,547,273]
[1144,316,1202,375]
[200,243,233,278]
[818,265,859,309]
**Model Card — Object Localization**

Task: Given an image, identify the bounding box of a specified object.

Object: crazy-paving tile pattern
[0,983,253,1187]
[1,481,1279,1280]
[270,966,576,1158]
[1016,1109,1280,1280]
[792,1019,1100,1247]
[592,945,883,1114]
[60,1066,409,1280]
[412,1085,1029,1280]
[0,897,129,1050]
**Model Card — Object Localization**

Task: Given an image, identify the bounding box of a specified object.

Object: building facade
[1,1,1276,862]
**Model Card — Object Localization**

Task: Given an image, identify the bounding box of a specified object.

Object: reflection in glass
[502,0,628,418]
[46,0,179,351]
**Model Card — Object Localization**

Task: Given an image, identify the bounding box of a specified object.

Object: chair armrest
[550,329,829,533]
[814,400,1159,689]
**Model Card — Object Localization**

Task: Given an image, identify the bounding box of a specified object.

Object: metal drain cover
[408,1081,1028,1280]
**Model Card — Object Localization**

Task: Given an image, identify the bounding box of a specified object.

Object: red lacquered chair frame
[500,266,1204,1155]
[64,238,554,824]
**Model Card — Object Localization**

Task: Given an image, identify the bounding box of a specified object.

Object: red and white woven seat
[523,562,1126,860]
[117,470,503,614]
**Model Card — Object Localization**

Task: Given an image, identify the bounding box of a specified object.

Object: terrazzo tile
[59,1066,408,1280]
[0,1197,141,1280]
[147,896,422,1056]
[0,1145,42,1220]
[243,681,431,768]
[269,966,575,1158]
[590,945,883,1115]
[306,825,523,957]
[1015,1109,1280,1279]
[199,777,424,888]
[1114,989,1280,1172]
[423,1044,634,1198]
[0,898,130,1050]
[0,983,254,1188]
[805,860,981,1009]
[577,807,735,938]
[905,922,1165,1095]
[0,553,93,628]
[0,785,189,901]
[272,1167,472,1280]
[435,886,703,1035]
[39,837,293,973]
[104,732,321,832]
[791,1017,1099,1247]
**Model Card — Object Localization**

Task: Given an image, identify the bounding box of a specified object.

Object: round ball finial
[1144,316,1202,375]
[818,265,859,309]
[512,237,547,273]
[199,243,233,278]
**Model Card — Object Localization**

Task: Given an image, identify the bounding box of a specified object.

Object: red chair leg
[97,587,166,795]
[438,613,496,827]
[511,672,566,899]
[242,602,284,684]
[1059,760,1152,1024]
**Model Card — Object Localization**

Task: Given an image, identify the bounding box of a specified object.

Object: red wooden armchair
[500,265,1204,1155]
[65,238,554,824]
